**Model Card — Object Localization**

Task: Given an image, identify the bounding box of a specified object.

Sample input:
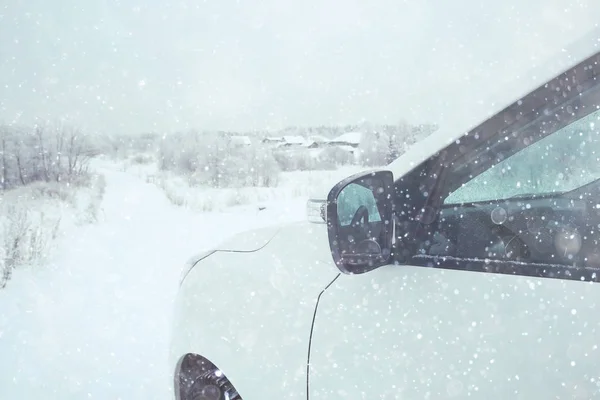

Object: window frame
[392,50,600,283]
[408,51,600,216]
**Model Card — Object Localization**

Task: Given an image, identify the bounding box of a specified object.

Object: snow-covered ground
[0,160,324,399]
[123,159,365,213]
[0,175,106,289]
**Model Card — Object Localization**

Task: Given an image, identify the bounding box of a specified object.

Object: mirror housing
[326,170,395,274]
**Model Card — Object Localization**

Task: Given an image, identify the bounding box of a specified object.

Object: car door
[309,52,600,399]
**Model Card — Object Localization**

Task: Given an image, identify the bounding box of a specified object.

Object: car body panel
[170,221,339,399]
[212,224,281,253]
[178,226,282,285]
[310,264,600,399]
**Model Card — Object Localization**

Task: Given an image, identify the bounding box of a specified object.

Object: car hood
[214,224,281,252]
[180,221,334,285]
[180,225,281,283]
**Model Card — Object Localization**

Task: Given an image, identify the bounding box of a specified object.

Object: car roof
[388,25,600,180]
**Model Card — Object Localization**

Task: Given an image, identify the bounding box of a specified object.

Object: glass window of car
[409,55,600,274]
[444,110,600,205]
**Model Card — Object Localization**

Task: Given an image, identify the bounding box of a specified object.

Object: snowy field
[122,158,364,213]
[0,159,358,399]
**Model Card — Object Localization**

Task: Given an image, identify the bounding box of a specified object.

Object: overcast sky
[1,0,599,134]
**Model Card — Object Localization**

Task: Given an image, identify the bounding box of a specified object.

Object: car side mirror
[326,170,394,274]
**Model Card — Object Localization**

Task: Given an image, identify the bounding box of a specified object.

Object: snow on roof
[230,135,252,145]
[281,135,307,145]
[263,136,284,141]
[309,135,330,143]
[330,131,362,144]
[303,139,326,147]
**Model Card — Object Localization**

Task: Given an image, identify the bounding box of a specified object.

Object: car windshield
[1,1,600,399]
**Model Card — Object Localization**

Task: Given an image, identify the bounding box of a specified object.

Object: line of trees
[0,122,98,190]
[358,122,438,166]
[156,122,438,188]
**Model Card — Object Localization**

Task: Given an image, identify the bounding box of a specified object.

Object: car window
[337,183,382,226]
[444,110,600,204]
[408,55,600,275]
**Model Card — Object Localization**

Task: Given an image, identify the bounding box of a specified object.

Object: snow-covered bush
[242,144,280,187]
[1,206,29,288]
[28,181,73,203]
[78,174,107,224]
[0,205,60,288]
[158,130,280,188]
[153,165,367,212]
[319,146,355,166]
[356,122,438,166]
[96,132,160,161]
[273,149,336,171]
[357,131,395,166]
[0,173,107,289]
[130,154,154,165]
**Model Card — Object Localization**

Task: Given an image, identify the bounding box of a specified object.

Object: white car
[170,32,600,400]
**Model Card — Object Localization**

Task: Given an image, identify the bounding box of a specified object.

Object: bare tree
[64,126,96,182]
[13,136,26,186]
[0,126,9,190]
[0,122,95,189]
[54,123,66,182]
[35,124,51,182]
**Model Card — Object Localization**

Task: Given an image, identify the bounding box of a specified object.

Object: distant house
[279,135,307,147]
[264,134,328,149]
[328,131,362,148]
[302,135,329,149]
[262,137,284,145]
[230,135,252,147]
[309,135,329,144]
[262,135,308,149]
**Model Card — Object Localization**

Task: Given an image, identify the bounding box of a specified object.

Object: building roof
[281,135,307,145]
[309,134,330,143]
[330,131,362,144]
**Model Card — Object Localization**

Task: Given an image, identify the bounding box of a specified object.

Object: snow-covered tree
[0,122,96,190]
[358,131,388,166]
[158,130,280,188]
